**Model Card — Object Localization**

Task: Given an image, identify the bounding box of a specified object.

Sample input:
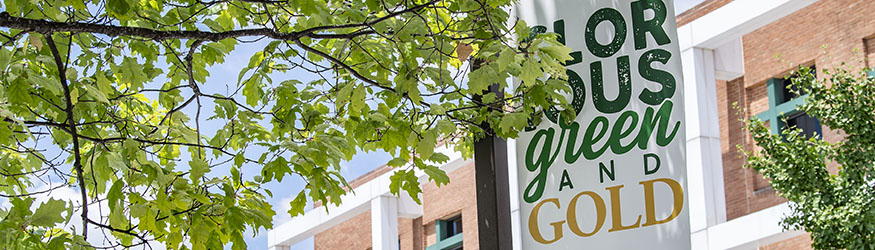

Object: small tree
[743,65,875,249]
[0,0,573,249]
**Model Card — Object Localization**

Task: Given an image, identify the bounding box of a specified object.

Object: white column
[507,138,523,250]
[682,47,729,250]
[268,245,290,250]
[371,195,400,250]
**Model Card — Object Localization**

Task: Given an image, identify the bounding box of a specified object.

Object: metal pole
[472,59,513,250]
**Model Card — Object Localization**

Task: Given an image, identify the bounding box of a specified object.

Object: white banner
[514,0,690,249]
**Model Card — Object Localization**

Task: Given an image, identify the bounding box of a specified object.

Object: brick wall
[422,162,478,249]
[760,234,814,250]
[398,217,425,250]
[314,210,372,250]
[720,0,875,220]
[312,162,478,250]
[742,0,875,88]
[716,0,875,247]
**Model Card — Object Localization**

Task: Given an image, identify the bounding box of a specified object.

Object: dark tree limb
[0,6,420,42]
[186,40,205,159]
[294,39,394,93]
[45,33,89,240]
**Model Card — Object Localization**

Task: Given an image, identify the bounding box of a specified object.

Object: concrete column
[371,195,400,250]
[681,47,730,249]
[267,245,290,250]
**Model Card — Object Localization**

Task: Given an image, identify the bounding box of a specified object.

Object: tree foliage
[0,0,573,248]
[743,65,875,249]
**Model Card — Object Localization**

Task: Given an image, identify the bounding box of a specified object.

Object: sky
[675,0,707,14]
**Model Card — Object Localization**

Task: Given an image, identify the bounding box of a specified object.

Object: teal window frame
[426,217,463,250]
[754,78,821,137]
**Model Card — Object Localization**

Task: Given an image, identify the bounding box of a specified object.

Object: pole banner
[514,0,690,249]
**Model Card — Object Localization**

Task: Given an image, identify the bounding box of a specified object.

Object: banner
[514,0,690,249]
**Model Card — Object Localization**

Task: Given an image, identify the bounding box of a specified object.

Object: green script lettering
[525,128,566,203]
[524,101,681,203]
[608,110,639,154]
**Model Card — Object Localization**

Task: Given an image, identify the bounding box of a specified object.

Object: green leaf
[468,64,495,94]
[69,87,80,105]
[95,72,114,94]
[436,119,456,134]
[107,0,130,16]
[84,84,109,103]
[520,59,542,87]
[427,152,450,164]
[349,85,367,116]
[498,112,528,133]
[68,0,86,10]
[30,199,66,227]
[202,19,224,32]
[416,131,437,160]
[496,49,516,72]
[7,79,32,105]
[389,170,422,203]
[336,82,354,107]
[540,39,574,63]
[31,75,62,96]
[0,49,11,71]
[287,191,307,217]
[514,20,530,41]
[428,103,445,115]
[422,165,449,186]
[365,0,380,11]
[107,180,124,211]
[189,158,209,182]
[242,76,264,106]
[387,157,407,167]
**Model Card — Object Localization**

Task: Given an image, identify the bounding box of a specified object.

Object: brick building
[268,0,874,249]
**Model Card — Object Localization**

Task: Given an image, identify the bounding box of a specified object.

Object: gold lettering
[528,198,565,244]
[567,191,606,237]
[640,178,684,226]
[607,185,642,232]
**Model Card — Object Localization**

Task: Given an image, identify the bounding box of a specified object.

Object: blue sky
[675,0,707,14]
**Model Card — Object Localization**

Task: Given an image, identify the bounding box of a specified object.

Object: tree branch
[45,33,89,240]
[0,12,373,42]
[294,39,395,93]
[186,40,205,159]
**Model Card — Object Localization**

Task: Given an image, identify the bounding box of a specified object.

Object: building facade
[268,0,875,249]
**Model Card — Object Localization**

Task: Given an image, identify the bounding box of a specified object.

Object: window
[426,215,463,250]
[865,36,875,76]
[443,216,462,239]
[784,112,821,139]
[777,77,802,104]
[755,68,822,140]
